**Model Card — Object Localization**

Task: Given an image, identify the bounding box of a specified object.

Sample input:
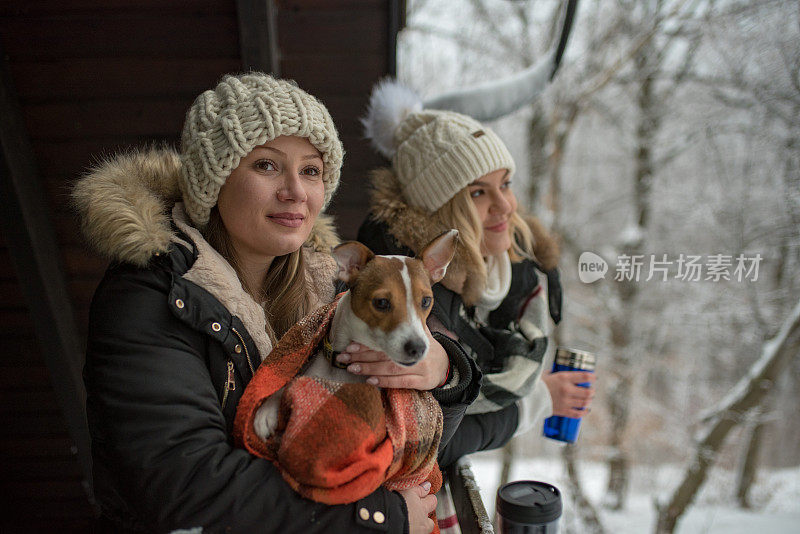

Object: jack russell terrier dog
[252,229,459,440]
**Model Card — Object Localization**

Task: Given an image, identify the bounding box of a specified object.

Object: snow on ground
[466,450,800,533]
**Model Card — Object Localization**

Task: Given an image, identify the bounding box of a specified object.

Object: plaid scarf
[234,296,443,507]
[460,262,551,415]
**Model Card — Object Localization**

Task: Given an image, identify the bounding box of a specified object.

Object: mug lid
[496,481,562,524]
[555,347,596,370]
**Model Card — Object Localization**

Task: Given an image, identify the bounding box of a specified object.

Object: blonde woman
[73,73,477,534]
[356,81,596,469]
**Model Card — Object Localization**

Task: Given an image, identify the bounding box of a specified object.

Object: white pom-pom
[362,79,422,159]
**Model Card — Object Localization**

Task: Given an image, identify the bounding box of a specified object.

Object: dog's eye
[372,298,391,311]
[421,296,432,309]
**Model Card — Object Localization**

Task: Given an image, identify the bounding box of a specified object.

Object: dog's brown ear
[332,241,375,284]
[420,229,459,283]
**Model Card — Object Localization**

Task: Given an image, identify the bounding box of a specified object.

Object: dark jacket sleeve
[429,332,481,450]
[437,403,519,468]
[85,265,408,534]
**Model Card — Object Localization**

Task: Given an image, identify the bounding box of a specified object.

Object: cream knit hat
[363,80,515,213]
[179,72,344,227]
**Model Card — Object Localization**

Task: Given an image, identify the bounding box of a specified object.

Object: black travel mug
[495,480,562,533]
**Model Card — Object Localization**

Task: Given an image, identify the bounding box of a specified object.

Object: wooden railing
[446,459,494,534]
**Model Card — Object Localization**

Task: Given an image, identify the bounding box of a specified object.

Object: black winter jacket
[76,150,481,534]
[87,237,477,533]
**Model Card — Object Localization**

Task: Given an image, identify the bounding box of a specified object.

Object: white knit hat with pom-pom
[362,79,515,213]
[180,72,343,227]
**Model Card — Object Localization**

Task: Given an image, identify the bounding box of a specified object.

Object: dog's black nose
[403,339,427,361]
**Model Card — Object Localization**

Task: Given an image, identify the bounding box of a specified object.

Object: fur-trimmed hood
[73,148,340,360]
[72,148,340,267]
[367,167,559,306]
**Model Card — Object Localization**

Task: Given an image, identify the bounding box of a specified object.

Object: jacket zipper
[221,359,236,410]
[231,327,255,376]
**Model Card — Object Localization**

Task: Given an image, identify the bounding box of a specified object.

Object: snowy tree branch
[654,298,800,534]
[403,23,509,62]
[696,298,800,428]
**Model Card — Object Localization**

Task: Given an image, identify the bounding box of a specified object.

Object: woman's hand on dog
[336,328,449,390]
[399,481,437,534]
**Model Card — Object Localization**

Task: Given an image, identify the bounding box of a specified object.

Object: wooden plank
[22,99,189,140]
[276,8,387,54]
[7,205,80,246]
[321,97,377,137]
[339,140,384,169]
[62,245,107,279]
[47,212,88,246]
[278,0,384,9]
[11,57,239,103]
[32,137,178,186]
[74,309,91,338]
[0,43,92,499]
[42,176,78,215]
[0,333,45,356]
[325,135,386,239]
[0,397,61,417]
[67,279,99,308]
[327,209,362,241]
[0,246,12,276]
[0,309,38,334]
[280,53,385,96]
[236,0,280,75]
[446,461,493,534]
[0,364,52,390]
[0,280,23,307]
[0,0,234,16]
[0,12,239,60]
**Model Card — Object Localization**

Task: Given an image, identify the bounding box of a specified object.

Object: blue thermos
[543,348,595,443]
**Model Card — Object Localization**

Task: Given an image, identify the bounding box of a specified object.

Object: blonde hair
[436,188,536,265]
[434,188,487,284]
[203,207,314,344]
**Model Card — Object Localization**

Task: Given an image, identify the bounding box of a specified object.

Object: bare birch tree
[652,1,800,524]
[569,0,707,509]
[654,299,800,533]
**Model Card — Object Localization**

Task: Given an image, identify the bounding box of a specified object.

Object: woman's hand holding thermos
[542,369,596,418]
[543,348,597,443]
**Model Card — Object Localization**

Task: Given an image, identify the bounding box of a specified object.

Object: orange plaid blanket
[234,296,443,508]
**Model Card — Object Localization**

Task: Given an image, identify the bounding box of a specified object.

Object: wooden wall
[0,0,395,530]
[277,0,393,237]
